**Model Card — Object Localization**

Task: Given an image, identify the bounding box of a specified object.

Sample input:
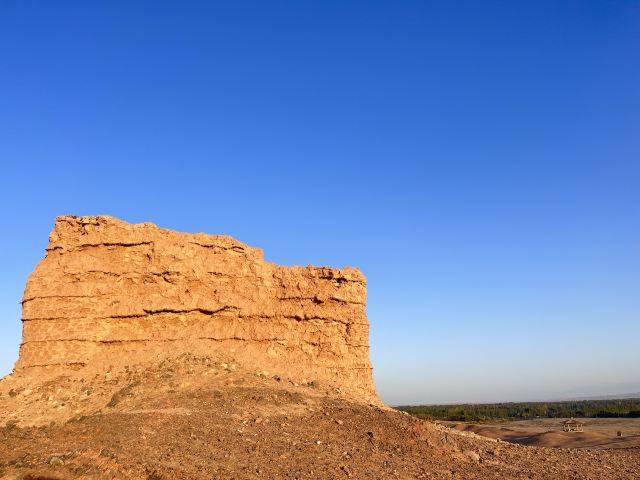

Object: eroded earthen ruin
[15,216,377,401]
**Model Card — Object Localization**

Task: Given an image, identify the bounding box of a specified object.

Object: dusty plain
[449,418,640,450]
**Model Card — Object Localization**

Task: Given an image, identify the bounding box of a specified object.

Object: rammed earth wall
[16,216,377,401]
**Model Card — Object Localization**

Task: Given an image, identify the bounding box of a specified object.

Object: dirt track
[451,418,640,449]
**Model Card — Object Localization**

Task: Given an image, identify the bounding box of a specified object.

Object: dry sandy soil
[450,418,640,450]
[1,355,639,480]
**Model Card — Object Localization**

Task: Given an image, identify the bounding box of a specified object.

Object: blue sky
[0,1,638,405]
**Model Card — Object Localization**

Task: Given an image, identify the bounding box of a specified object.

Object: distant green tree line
[396,398,640,422]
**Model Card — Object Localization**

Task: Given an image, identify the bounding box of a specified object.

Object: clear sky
[1,1,638,405]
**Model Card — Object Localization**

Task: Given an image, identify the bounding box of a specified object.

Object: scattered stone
[99,447,116,458]
[464,450,481,462]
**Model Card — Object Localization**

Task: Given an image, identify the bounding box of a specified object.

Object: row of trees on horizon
[397,398,640,422]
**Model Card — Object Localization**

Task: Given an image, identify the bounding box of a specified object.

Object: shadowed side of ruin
[16,215,377,402]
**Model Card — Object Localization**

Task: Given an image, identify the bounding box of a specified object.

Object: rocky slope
[15,215,376,402]
[1,355,639,480]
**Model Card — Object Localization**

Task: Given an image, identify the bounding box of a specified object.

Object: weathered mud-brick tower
[17,216,377,402]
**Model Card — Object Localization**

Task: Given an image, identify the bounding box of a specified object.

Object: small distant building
[561,419,584,432]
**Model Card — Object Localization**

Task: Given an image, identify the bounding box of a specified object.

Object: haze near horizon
[0,1,638,405]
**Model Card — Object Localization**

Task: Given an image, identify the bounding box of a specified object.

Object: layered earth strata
[16,215,377,402]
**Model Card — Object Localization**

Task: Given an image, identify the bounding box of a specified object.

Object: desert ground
[2,355,640,480]
[449,418,640,449]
